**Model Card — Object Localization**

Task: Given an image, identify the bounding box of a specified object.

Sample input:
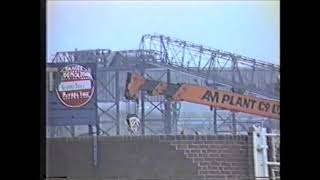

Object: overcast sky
[47,0,279,64]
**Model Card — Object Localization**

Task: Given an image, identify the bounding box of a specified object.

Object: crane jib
[201,90,280,117]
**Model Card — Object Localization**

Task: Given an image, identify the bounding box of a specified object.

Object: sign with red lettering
[56,64,95,108]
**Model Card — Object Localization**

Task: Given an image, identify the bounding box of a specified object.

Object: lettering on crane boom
[201,90,280,117]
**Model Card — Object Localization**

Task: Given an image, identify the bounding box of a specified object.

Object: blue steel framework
[47,34,279,137]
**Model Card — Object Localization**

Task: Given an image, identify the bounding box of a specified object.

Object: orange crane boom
[125,73,280,120]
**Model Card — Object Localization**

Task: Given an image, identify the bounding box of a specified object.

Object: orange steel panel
[152,83,168,96]
[126,73,146,99]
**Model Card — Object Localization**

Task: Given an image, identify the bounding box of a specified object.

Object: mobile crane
[124,72,280,120]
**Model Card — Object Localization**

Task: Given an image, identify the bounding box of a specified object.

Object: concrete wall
[47,135,254,180]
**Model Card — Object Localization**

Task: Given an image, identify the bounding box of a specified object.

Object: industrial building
[46,34,280,180]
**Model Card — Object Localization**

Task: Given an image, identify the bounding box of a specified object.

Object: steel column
[70,126,75,137]
[232,60,237,135]
[88,125,93,136]
[172,102,178,134]
[115,70,120,135]
[232,112,237,135]
[50,126,55,137]
[140,63,146,135]
[213,108,217,134]
[164,69,172,134]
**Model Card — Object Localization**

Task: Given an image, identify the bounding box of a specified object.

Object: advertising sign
[175,85,280,119]
[46,63,97,126]
[56,64,95,108]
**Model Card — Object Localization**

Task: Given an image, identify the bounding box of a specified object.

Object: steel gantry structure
[47,34,279,137]
[138,34,279,134]
[138,34,279,99]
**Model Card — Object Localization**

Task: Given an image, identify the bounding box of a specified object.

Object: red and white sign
[56,64,95,108]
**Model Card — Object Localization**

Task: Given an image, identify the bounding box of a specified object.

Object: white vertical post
[47,67,58,91]
[252,125,269,180]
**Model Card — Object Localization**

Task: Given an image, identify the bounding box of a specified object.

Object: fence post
[251,125,269,180]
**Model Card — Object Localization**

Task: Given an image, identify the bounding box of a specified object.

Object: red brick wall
[160,135,253,180]
[47,135,254,180]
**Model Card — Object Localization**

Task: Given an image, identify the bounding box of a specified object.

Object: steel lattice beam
[139,34,279,100]
[51,49,111,63]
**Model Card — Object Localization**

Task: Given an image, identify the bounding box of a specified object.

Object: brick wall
[161,135,252,180]
[47,135,253,180]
